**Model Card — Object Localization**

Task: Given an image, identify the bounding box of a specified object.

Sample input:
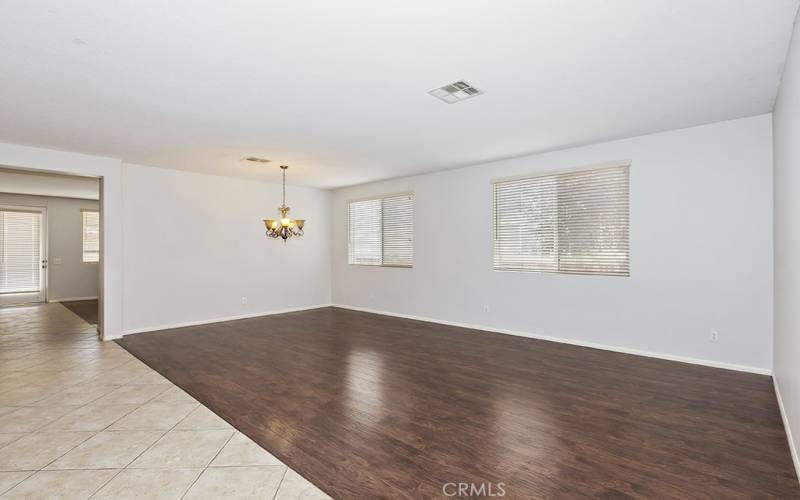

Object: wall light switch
[52,257,62,265]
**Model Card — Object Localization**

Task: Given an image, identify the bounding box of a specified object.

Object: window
[82,209,99,263]
[493,163,629,276]
[348,194,413,267]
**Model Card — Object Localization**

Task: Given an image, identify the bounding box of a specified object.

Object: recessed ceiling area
[0,0,797,189]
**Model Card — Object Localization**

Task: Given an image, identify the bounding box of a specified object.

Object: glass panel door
[0,206,46,306]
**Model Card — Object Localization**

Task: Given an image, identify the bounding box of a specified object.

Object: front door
[0,206,47,306]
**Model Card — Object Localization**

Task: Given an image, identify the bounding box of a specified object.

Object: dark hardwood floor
[59,299,98,325]
[118,307,799,499]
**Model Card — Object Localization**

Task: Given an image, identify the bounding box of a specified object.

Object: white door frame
[0,204,48,306]
[0,141,123,340]
[41,206,48,303]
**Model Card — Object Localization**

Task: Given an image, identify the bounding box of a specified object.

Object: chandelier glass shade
[264,165,305,241]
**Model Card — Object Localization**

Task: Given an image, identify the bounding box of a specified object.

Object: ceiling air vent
[242,156,271,164]
[428,80,483,104]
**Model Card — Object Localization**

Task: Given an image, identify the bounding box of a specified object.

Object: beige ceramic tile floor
[0,303,331,499]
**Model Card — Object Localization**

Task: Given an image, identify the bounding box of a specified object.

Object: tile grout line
[18,381,119,472]
[84,380,186,498]
[6,371,149,480]
[0,355,134,404]
[0,470,35,496]
[0,433,26,453]
[176,408,238,499]
[271,465,290,500]
[85,468,126,499]
[11,464,287,471]
[90,384,181,469]
[1,305,313,499]
[0,355,152,439]
[0,344,171,494]
[115,342,309,498]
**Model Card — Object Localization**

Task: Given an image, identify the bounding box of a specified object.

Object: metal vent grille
[242,157,271,164]
[428,80,484,104]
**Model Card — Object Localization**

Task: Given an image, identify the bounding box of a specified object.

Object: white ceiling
[1,0,797,189]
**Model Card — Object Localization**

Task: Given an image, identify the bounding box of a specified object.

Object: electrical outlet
[710,330,719,343]
[241,297,248,305]
[483,304,491,313]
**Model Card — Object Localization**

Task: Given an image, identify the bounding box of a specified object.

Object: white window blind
[493,164,629,276]
[0,209,42,294]
[82,209,99,263]
[348,194,413,267]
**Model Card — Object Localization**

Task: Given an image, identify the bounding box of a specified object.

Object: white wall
[0,193,99,301]
[121,163,331,333]
[0,142,331,338]
[773,11,800,476]
[332,115,774,373]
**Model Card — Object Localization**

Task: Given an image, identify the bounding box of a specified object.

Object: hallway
[0,303,328,499]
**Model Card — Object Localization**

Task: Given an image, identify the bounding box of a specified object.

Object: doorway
[0,205,47,306]
[0,168,102,338]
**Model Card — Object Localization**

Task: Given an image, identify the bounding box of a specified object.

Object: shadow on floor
[60,299,98,325]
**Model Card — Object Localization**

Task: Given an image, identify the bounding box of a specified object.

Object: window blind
[348,194,413,267]
[0,209,42,294]
[82,209,100,263]
[493,164,629,276]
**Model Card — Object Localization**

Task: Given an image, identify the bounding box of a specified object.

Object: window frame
[491,161,630,277]
[81,208,100,264]
[347,192,414,268]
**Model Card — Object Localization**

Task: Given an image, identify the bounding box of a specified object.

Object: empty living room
[2,1,800,498]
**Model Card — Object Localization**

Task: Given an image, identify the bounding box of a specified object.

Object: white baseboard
[120,301,771,375]
[121,304,332,336]
[774,377,800,480]
[331,304,772,376]
[49,296,98,303]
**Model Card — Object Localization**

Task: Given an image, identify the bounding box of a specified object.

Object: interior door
[0,206,47,306]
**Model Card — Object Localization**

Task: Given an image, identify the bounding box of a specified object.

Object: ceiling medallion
[263,165,305,241]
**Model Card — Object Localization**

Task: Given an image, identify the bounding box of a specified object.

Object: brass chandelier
[264,165,305,241]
